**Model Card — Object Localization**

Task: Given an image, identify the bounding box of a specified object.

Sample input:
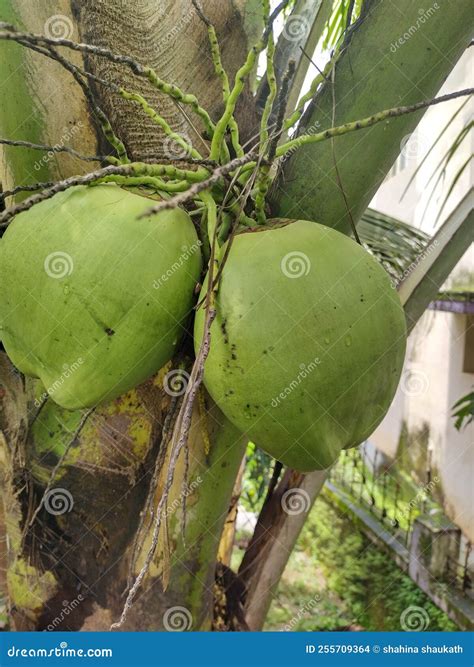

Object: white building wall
[369,49,473,539]
[372,310,473,540]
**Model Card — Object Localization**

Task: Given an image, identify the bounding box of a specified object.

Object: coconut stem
[253,0,276,225]
[209,0,290,161]
[282,48,339,132]
[97,175,189,193]
[236,87,474,178]
[119,89,202,160]
[0,162,209,226]
[138,151,259,218]
[278,87,474,156]
[192,1,243,159]
[0,138,112,164]
[200,190,218,242]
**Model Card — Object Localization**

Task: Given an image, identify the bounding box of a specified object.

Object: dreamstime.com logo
[34,122,84,171]
[44,251,74,279]
[156,10,193,54]
[163,477,203,519]
[163,132,193,160]
[281,488,311,515]
[276,121,321,168]
[280,251,311,278]
[44,595,85,631]
[7,642,112,658]
[400,605,430,631]
[163,369,190,397]
[391,477,439,526]
[163,606,193,631]
[400,132,429,161]
[400,368,429,397]
[390,238,439,289]
[44,488,74,516]
[34,358,84,407]
[153,242,202,289]
[282,14,310,42]
[271,357,321,407]
[390,4,440,52]
[283,595,321,631]
[44,14,74,40]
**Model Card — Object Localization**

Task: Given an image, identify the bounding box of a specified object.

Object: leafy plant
[452,391,474,431]
[241,442,274,513]
[290,495,457,631]
[322,0,364,50]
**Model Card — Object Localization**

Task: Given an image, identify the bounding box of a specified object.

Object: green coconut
[0,184,201,409]
[195,219,406,472]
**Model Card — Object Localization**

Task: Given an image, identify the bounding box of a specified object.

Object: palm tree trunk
[0,0,257,630]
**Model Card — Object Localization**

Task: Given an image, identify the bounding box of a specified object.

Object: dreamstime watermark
[44,14,74,40]
[44,488,74,516]
[283,594,321,631]
[282,14,310,42]
[281,488,311,515]
[44,595,85,631]
[271,357,321,407]
[390,4,440,53]
[400,605,430,631]
[392,477,439,526]
[400,131,430,161]
[164,477,203,519]
[7,643,112,659]
[163,369,190,397]
[44,251,74,279]
[153,242,202,289]
[157,11,193,54]
[163,606,193,631]
[277,121,321,168]
[34,358,84,407]
[163,132,193,160]
[390,238,439,289]
[400,368,429,397]
[34,122,84,171]
[280,251,311,278]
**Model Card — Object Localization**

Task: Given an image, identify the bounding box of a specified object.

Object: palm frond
[358,208,429,281]
[399,98,470,201]
[400,93,473,227]
[433,154,473,225]
[321,0,363,50]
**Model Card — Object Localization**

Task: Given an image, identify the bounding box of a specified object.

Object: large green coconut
[0,184,201,409]
[195,219,406,472]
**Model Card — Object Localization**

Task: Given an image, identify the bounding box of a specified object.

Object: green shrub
[295,495,457,631]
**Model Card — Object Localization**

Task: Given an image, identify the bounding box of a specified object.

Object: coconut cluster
[0,187,406,471]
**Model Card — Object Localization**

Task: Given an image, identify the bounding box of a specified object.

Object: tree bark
[74,0,259,159]
[0,0,255,631]
[239,468,328,630]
